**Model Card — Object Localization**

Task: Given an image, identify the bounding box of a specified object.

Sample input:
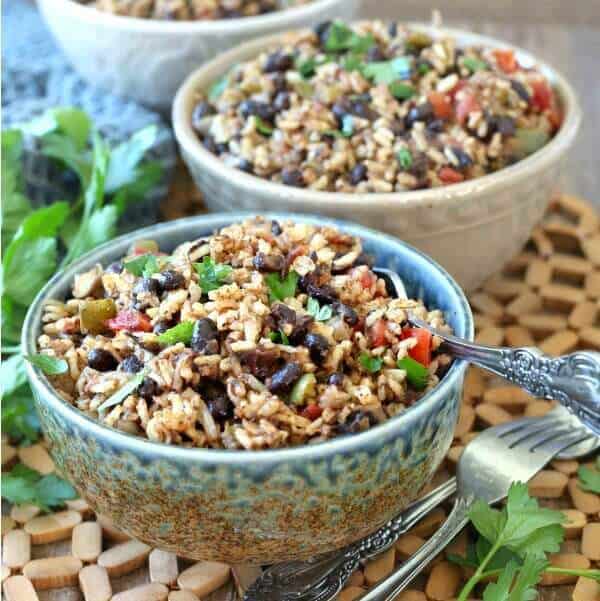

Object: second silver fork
[244,408,597,601]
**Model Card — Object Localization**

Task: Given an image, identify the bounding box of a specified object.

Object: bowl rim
[172,22,582,210]
[45,0,351,34]
[22,212,473,464]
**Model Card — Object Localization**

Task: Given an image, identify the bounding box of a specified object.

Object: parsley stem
[456,539,503,601]
[480,566,600,581]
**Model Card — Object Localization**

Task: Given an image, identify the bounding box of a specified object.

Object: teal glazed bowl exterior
[23,213,473,564]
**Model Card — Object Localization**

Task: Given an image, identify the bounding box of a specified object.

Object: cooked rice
[38,218,453,450]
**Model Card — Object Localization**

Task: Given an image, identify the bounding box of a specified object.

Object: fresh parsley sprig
[265,271,299,303]
[306,297,333,322]
[193,256,233,293]
[577,458,600,494]
[358,352,383,373]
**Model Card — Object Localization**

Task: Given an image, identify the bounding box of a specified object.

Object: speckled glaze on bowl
[173,24,582,292]
[37,0,360,111]
[23,213,473,564]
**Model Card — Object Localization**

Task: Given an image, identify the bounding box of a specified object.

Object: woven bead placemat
[2,178,599,601]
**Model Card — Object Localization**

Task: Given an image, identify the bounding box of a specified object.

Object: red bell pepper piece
[428,92,453,120]
[455,92,481,125]
[531,79,553,112]
[438,167,465,184]
[107,310,153,333]
[370,319,388,347]
[401,327,432,366]
[493,49,517,73]
[301,404,323,421]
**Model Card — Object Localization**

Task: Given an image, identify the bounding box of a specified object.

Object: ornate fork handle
[359,497,473,601]
[437,335,600,435]
[243,479,457,601]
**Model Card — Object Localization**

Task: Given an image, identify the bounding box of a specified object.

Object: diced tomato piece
[351,267,377,289]
[107,310,153,332]
[548,106,563,131]
[531,80,552,111]
[401,327,432,366]
[455,93,481,125]
[448,79,466,101]
[493,49,517,74]
[428,92,453,120]
[301,404,323,421]
[370,319,388,347]
[438,167,465,184]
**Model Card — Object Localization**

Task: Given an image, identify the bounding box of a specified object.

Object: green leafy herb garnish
[359,352,383,373]
[296,54,332,78]
[449,482,600,601]
[389,81,415,100]
[362,56,412,84]
[397,148,413,170]
[124,253,160,278]
[158,321,195,346]
[268,330,290,345]
[325,21,375,54]
[417,62,431,75]
[193,257,233,293]
[1,463,77,512]
[97,369,148,413]
[265,271,299,303]
[463,56,489,73]
[254,116,274,136]
[24,354,69,375]
[577,459,600,494]
[306,297,333,322]
[208,74,229,102]
[397,356,428,389]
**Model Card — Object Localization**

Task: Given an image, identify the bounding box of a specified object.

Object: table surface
[356,3,600,207]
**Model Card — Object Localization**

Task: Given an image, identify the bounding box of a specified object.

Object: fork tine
[515,426,576,451]
[499,416,565,446]
[534,429,594,456]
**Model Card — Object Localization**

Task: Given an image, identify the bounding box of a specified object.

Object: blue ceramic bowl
[23,213,473,564]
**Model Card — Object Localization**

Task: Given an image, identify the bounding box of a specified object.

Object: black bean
[366,45,387,63]
[191,101,216,131]
[240,348,280,379]
[198,381,233,422]
[304,333,330,365]
[450,146,473,170]
[138,377,160,400]
[105,261,123,274]
[156,270,185,291]
[328,372,345,386]
[281,168,305,188]
[353,252,375,268]
[350,99,377,121]
[288,314,314,346]
[271,220,283,236]
[253,252,285,273]
[271,72,287,92]
[268,362,302,394]
[409,153,429,178]
[153,320,171,335]
[510,80,530,102]
[427,119,445,134]
[203,135,228,155]
[121,355,144,373]
[487,114,516,137]
[191,318,220,354]
[88,348,118,372]
[348,163,367,186]
[314,21,332,47]
[336,410,377,435]
[133,277,161,296]
[405,102,435,129]
[388,22,398,37]
[271,302,297,325]
[333,302,359,326]
[306,283,338,304]
[273,91,291,112]
[332,99,351,125]
[264,51,294,73]
[239,100,275,122]
[389,119,406,136]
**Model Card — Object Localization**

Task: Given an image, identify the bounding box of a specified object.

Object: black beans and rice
[38,218,452,450]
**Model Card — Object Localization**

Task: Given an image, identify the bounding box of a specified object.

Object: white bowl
[173,24,582,292]
[37,0,360,110]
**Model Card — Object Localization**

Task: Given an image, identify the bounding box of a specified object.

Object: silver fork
[243,408,598,601]
[360,408,597,601]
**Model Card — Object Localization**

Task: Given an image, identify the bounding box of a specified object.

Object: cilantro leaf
[389,81,415,100]
[578,461,600,494]
[124,254,160,278]
[482,560,520,601]
[482,555,546,601]
[254,116,274,136]
[324,22,375,54]
[362,56,412,84]
[97,369,148,413]
[194,257,233,293]
[463,56,489,73]
[265,271,298,303]
[0,353,28,397]
[208,74,229,102]
[359,352,383,373]
[296,54,332,78]
[306,297,333,321]
[24,354,69,375]
[269,330,290,345]
[1,463,77,512]
[158,321,195,346]
[397,147,413,170]
[1,296,28,345]
[1,388,41,444]
[25,107,91,151]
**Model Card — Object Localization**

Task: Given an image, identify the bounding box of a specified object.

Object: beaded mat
[2,180,599,601]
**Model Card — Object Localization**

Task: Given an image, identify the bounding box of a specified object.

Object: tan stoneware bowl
[173,24,582,292]
[23,213,474,564]
[37,0,360,110]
